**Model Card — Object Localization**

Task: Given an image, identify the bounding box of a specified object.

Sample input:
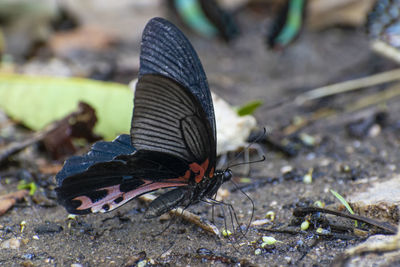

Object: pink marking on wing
[124,182,186,200]
[72,181,187,213]
[73,184,123,211]
[72,196,93,209]
[107,181,186,212]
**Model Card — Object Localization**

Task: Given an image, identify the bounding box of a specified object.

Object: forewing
[131,74,216,177]
[139,17,216,139]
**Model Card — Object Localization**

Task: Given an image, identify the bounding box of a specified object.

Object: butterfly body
[145,169,232,218]
[56,18,232,218]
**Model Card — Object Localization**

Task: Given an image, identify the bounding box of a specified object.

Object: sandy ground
[1,5,400,267]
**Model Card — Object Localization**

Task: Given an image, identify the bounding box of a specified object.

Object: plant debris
[0,190,29,216]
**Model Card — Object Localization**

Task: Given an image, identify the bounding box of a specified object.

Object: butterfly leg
[202,197,242,236]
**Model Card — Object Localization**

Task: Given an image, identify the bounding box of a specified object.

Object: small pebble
[299,133,315,146]
[280,165,293,174]
[388,164,396,171]
[306,153,315,160]
[1,238,21,249]
[319,158,330,167]
[284,256,292,263]
[71,264,83,267]
[21,261,34,267]
[341,164,351,173]
[22,253,35,260]
[254,248,261,255]
[303,174,312,184]
[251,219,271,226]
[369,124,381,137]
[216,188,230,201]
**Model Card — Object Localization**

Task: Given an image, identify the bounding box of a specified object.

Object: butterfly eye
[223,170,232,182]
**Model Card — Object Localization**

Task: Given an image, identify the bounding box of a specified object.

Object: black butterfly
[56,17,232,218]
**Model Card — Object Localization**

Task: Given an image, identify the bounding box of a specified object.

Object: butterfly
[168,0,239,42]
[56,17,233,218]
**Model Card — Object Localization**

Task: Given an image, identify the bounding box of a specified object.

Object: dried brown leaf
[0,189,29,216]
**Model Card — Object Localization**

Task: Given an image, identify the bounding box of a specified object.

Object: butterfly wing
[131,74,216,182]
[56,146,191,214]
[56,134,134,181]
[139,17,216,140]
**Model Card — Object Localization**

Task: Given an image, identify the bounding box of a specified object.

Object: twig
[344,82,400,112]
[284,83,400,135]
[0,130,48,165]
[293,207,397,234]
[295,68,400,104]
[370,40,400,64]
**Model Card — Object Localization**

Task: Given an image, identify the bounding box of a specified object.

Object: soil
[1,7,400,267]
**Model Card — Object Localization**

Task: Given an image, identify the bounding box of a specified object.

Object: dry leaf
[0,190,29,216]
[49,25,116,57]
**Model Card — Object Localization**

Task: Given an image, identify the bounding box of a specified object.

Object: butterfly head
[222,169,232,183]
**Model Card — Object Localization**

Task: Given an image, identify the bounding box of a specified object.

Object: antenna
[228,156,266,169]
[226,127,267,169]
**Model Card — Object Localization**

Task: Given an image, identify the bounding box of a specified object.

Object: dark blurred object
[0,0,58,60]
[51,7,79,32]
[346,111,388,138]
[368,0,400,48]
[267,0,307,49]
[88,59,117,81]
[248,129,300,157]
[42,101,101,159]
[168,0,239,42]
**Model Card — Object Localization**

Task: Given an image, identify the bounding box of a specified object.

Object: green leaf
[330,189,354,214]
[330,189,357,227]
[236,100,263,116]
[17,180,37,196]
[0,73,133,140]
